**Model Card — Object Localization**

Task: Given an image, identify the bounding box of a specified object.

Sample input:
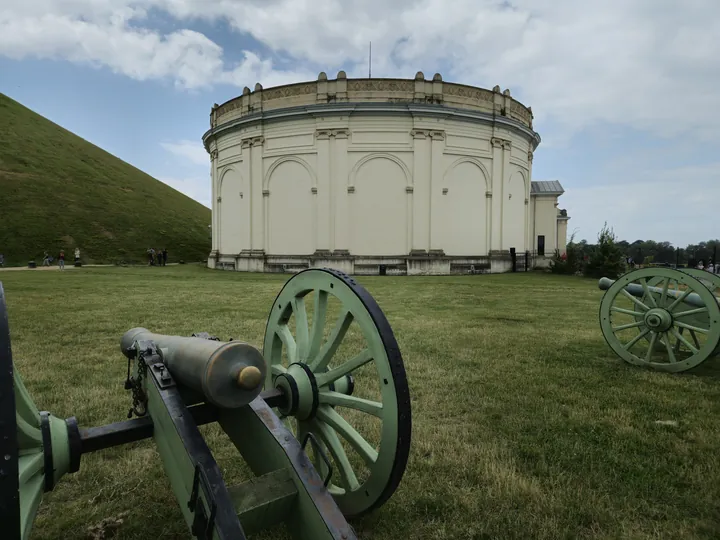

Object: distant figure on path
[162,248,168,266]
[0,253,4,268]
[43,252,50,266]
[58,250,65,271]
[74,247,80,263]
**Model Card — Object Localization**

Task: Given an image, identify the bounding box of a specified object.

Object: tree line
[549,223,719,280]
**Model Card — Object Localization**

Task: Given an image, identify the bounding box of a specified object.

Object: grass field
[2,265,719,540]
[0,93,211,266]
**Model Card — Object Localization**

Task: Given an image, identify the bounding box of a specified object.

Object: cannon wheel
[0,283,77,540]
[262,268,411,518]
[643,269,720,357]
[599,268,720,372]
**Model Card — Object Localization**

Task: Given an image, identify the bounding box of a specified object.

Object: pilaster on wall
[489,137,506,251]
[241,136,265,252]
[316,129,331,251]
[330,129,350,251]
[526,150,534,254]
[210,148,218,252]
[410,129,431,252]
[429,130,445,251]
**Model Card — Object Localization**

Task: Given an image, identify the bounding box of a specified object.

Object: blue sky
[1,0,718,248]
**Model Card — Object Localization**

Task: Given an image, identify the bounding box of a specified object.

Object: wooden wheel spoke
[668,288,692,311]
[645,332,658,362]
[271,364,287,376]
[319,391,383,418]
[611,306,644,317]
[18,453,44,485]
[664,333,678,363]
[316,405,378,467]
[16,415,41,448]
[311,418,361,492]
[671,327,698,354]
[276,324,298,364]
[641,279,658,308]
[621,289,650,311]
[291,297,310,362]
[308,290,329,359]
[623,328,651,350]
[315,349,374,387]
[690,330,701,348]
[309,310,354,372]
[675,321,708,334]
[612,321,645,332]
[673,307,709,318]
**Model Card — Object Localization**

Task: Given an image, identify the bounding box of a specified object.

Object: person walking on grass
[58,250,65,271]
[0,253,4,268]
[162,248,168,266]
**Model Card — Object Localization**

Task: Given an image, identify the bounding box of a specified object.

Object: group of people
[147,247,168,266]
[41,248,80,270]
[697,260,718,274]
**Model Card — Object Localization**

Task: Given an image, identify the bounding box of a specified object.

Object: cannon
[598,267,720,372]
[0,268,411,539]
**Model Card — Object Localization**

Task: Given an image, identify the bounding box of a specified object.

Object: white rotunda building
[203,71,569,275]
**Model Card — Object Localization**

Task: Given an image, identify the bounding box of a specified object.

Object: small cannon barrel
[120,328,266,409]
[598,277,709,309]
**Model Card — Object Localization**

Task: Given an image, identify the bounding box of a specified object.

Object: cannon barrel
[120,328,266,409]
[597,277,715,310]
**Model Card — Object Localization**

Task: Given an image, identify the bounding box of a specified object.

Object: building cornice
[202,102,541,152]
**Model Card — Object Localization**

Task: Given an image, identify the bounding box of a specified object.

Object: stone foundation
[208,250,548,275]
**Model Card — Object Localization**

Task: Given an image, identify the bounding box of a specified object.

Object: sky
[1,0,718,248]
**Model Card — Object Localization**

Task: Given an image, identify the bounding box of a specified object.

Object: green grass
[2,266,719,540]
[0,93,211,266]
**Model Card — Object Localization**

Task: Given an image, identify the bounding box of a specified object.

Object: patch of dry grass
[2,265,719,539]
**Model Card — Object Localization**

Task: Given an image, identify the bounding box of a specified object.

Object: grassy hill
[0,93,211,266]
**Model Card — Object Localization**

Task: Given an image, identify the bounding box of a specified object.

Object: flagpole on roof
[369,41,372,78]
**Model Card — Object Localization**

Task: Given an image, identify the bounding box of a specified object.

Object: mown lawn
[2,265,719,540]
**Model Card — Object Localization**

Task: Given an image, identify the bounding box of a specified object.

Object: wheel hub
[274,363,318,420]
[644,307,673,332]
[274,364,355,420]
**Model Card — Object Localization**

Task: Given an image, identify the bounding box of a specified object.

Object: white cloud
[2,1,718,140]
[160,140,208,166]
[3,0,719,245]
[155,175,210,208]
[552,162,720,246]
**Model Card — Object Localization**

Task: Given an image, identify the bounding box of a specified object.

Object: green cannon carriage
[0,268,412,539]
[598,267,720,372]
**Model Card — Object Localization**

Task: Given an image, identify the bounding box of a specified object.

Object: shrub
[549,232,584,275]
[583,222,627,279]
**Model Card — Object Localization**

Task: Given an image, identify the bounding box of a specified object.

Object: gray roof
[531,180,564,195]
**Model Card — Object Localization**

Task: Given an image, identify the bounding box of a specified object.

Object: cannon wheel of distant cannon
[645,269,720,358]
[648,268,720,297]
[599,268,720,372]
[263,268,411,518]
[0,283,79,540]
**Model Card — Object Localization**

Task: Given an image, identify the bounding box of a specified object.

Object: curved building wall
[204,73,564,275]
